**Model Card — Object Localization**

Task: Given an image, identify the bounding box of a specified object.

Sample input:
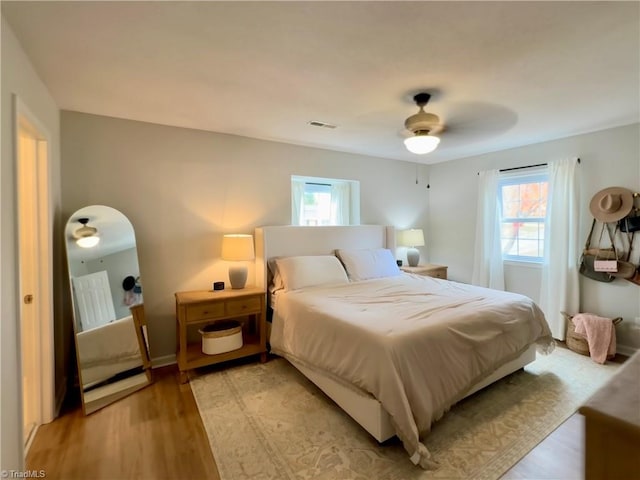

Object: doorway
[16,96,55,453]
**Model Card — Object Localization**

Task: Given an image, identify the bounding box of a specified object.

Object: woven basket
[562,312,622,357]
[199,320,242,338]
[199,320,243,355]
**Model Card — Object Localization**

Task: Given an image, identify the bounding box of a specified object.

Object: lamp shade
[76,235,100,248]
[404,134,440,155]
[221,234,255,261]
[398,229,425,247]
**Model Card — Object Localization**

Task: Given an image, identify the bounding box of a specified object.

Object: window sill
[503,260,542,269]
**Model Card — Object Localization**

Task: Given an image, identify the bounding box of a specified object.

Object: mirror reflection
[65,205,151,415]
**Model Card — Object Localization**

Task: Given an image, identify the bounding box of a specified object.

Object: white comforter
[77,315,142,368]
[269,274,554,468]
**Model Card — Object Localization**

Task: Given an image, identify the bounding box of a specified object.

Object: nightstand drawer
[226,296,261,316]
[430,268,447,279]
[400,264,448,280]
[185,303,225,322]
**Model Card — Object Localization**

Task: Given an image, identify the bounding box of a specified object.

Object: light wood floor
[28,347,624,480]
[26,366,220,480]
[502,413,584,479]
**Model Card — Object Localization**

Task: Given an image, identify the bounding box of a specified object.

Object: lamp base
[228,265,248,289]
[407,248,420,267]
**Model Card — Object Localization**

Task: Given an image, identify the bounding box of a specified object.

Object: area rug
[190,347,618,480]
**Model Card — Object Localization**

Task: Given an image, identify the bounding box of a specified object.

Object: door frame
[14,95,56,440]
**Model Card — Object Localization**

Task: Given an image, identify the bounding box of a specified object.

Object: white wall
[427,123,640,351]
[60,111,430,360]
[1,17,62,472]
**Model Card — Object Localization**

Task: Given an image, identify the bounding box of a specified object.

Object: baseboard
[24,424,39,457]
[616,344,638,358]
[151,354,176,368]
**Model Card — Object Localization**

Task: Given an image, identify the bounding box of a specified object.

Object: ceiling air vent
[307,120,337,129]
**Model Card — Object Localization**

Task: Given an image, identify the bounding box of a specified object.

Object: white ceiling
[3,1,639,164]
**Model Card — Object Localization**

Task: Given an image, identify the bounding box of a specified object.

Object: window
[291,175,360,226]
[498,171,548,262]
[301,182,332,225]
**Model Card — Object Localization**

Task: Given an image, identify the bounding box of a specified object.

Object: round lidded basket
[562,312,622,357]
[199,320,243,355]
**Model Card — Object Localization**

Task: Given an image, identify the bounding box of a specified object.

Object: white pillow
[336,248,401,281]
[274,255,349,291]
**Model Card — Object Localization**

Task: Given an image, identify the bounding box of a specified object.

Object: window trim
[291,175,360,226]
[498,170,549,263]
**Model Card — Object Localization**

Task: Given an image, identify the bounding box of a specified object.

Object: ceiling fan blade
[440,102,518,143]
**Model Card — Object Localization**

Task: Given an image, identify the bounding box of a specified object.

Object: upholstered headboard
[254,225,396,290]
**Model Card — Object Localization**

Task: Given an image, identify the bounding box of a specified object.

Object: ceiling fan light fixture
[74,218,100,248]
[403,92,442,155]
[404,131,440,154]
[76,235,100,248]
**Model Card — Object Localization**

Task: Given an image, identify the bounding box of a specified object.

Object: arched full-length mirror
[65,205,152,415]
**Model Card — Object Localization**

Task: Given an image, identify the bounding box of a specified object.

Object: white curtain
[472,169,505,290]
[291,178,305,225]
[539,157,580,340]
[330,182,350,225]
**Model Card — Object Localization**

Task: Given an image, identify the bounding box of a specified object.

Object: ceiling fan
[74,217,100,248]
[403,93,443,155]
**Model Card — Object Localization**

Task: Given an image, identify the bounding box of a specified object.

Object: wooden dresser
[578,351,640,479]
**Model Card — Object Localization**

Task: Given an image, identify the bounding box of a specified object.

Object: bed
[76,314,144,388]
[255,225,554,469]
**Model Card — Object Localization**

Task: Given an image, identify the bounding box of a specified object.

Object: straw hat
[589,187,634,222]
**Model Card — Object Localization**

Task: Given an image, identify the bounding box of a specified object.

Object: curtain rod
[477,158,581,175]
[305,181,331,186]
[500,162,548,172]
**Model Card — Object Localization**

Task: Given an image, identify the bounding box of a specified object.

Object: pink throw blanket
[572,313,616,364]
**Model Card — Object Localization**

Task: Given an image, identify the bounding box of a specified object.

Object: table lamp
[398,229,425,267]
[221,234,255,289]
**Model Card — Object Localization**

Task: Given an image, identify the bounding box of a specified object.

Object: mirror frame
[65,205,152,415]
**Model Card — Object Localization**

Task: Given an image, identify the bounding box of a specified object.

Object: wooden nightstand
[579,351,640,480]
[175,287,267,383]
[400,264,448,280]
